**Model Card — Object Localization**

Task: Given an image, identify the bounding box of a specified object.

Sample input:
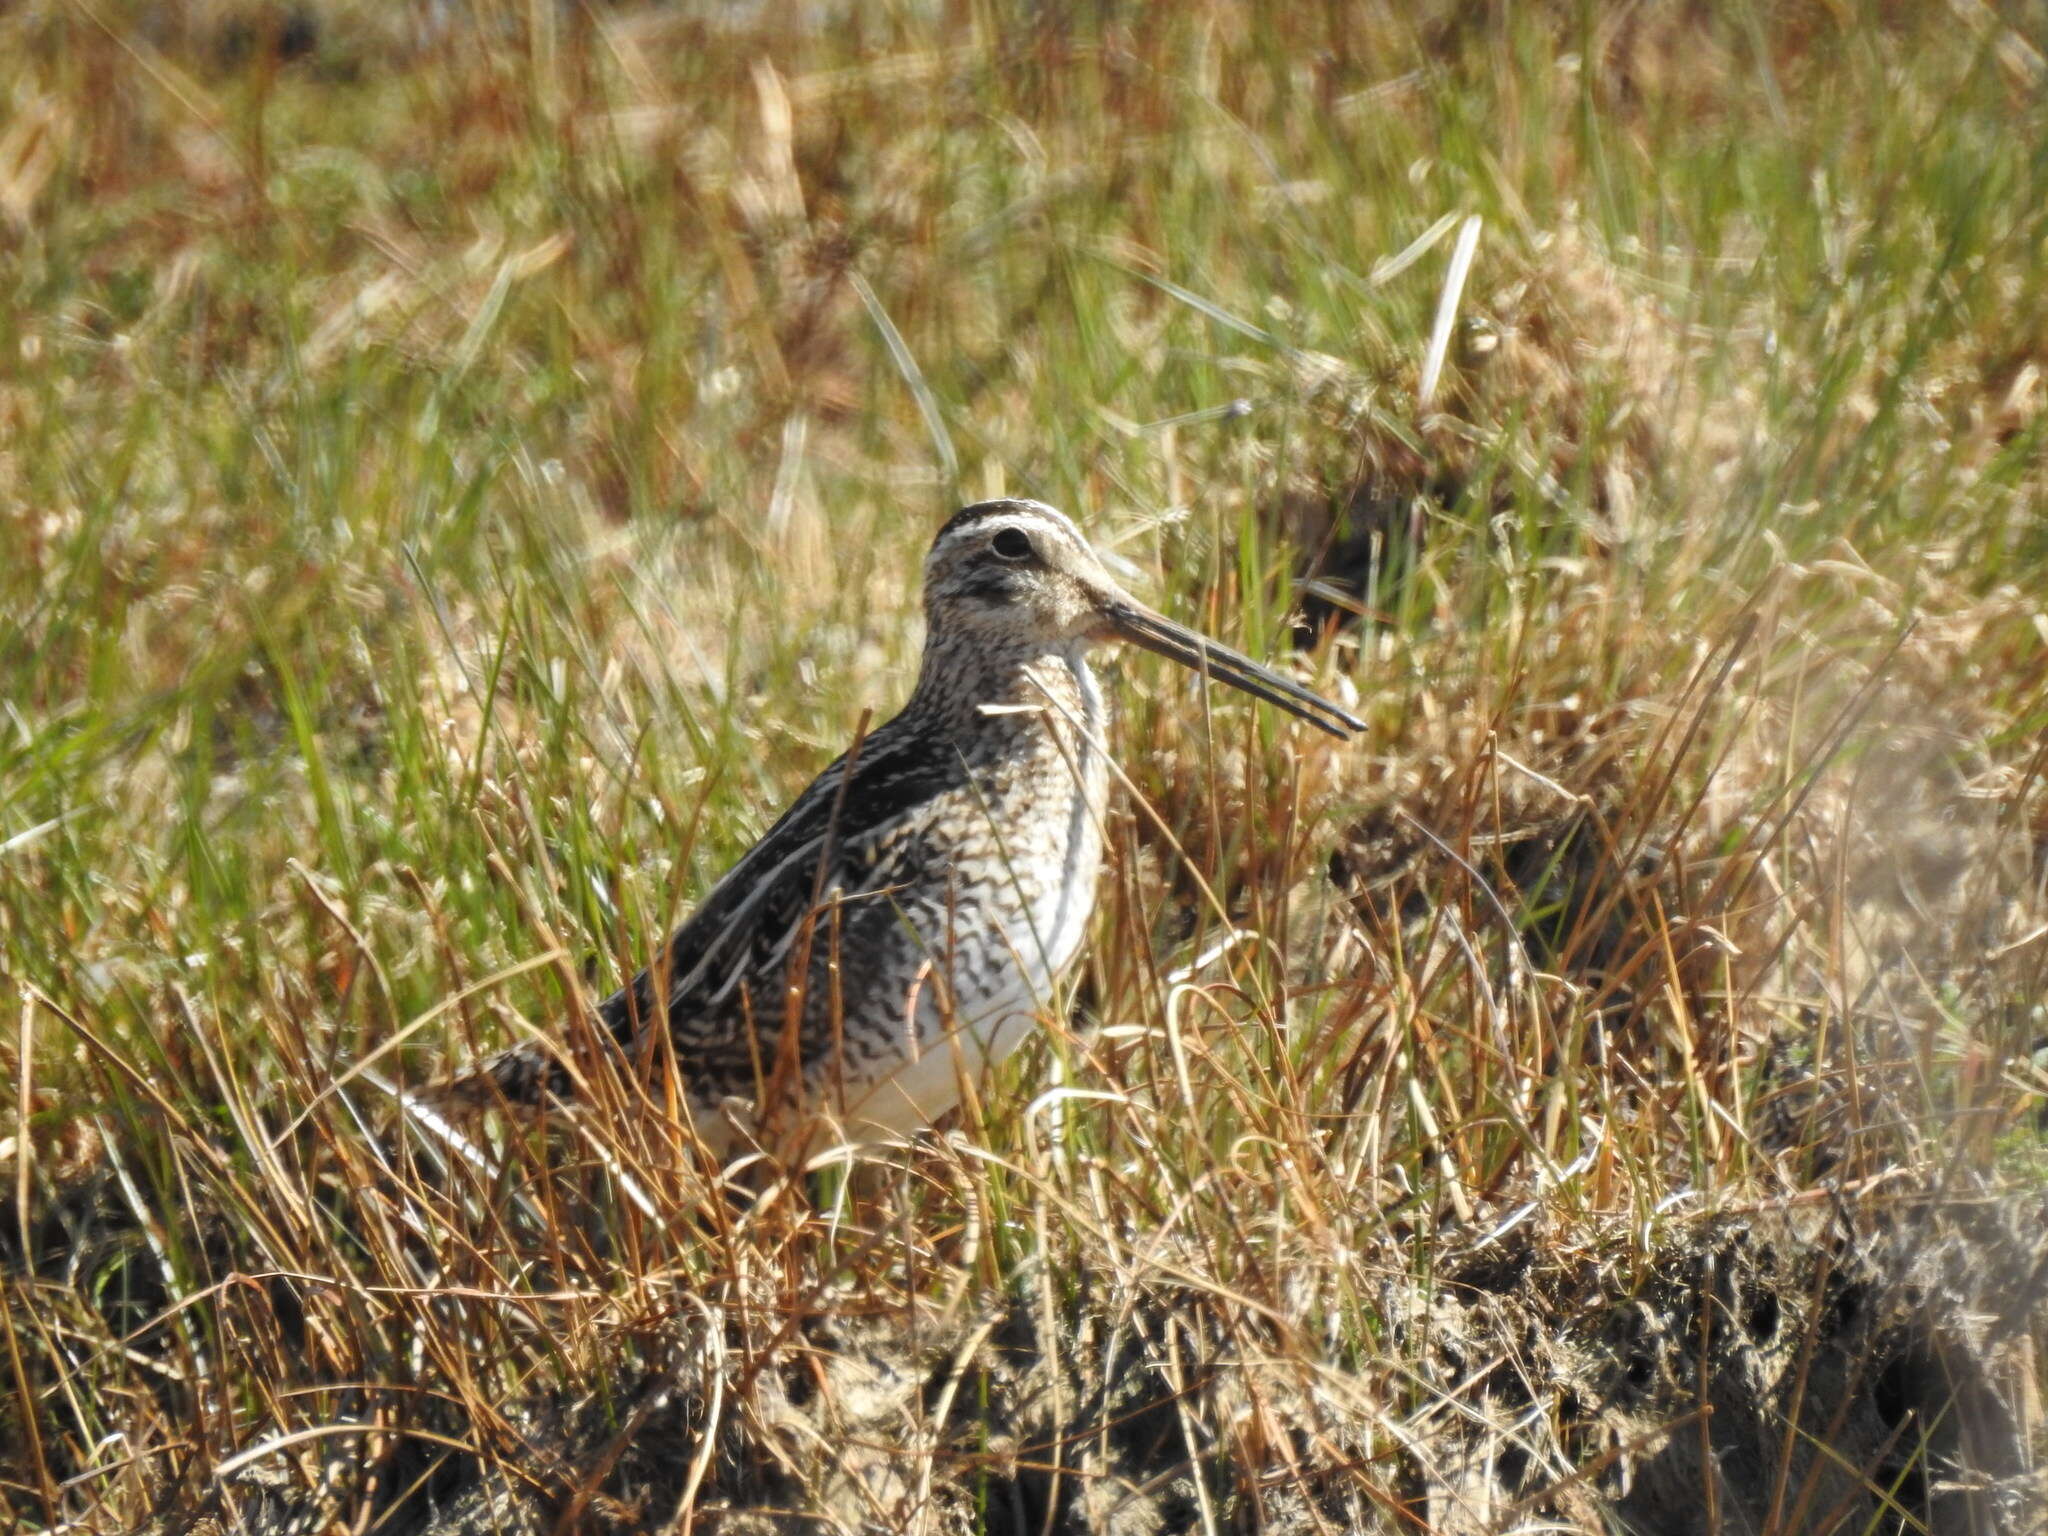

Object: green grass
[3,1,2046,1530]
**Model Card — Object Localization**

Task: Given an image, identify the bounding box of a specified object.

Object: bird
[445,499,1364,1157]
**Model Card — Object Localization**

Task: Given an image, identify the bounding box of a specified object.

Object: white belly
[833,652,1109,1143]
[835,792,1104,1141]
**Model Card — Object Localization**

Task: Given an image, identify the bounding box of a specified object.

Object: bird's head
[922,499,1363,738]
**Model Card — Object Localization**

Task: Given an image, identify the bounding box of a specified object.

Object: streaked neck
[904,631,1105,743]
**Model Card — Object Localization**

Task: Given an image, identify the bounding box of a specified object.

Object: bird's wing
[636,729,963,1010]
[458,724,966,1105]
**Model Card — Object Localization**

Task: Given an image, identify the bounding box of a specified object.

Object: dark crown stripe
[932,498,1058,546]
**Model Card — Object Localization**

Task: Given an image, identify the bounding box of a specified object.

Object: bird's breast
[775,647,1114,1141]
[954,648,1110,1008]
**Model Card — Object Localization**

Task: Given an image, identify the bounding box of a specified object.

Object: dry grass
[3,1,2046,1531]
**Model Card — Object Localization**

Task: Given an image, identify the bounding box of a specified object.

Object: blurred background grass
[2,2,2045,1530]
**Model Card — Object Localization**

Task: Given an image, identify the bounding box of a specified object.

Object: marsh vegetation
[2,2,2045,1530]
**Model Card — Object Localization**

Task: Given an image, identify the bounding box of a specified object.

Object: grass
[3,1,2046,1530]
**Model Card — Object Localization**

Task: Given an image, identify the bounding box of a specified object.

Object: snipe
[449,500,1362,1155]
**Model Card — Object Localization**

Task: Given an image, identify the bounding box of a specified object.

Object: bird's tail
[426,989,641,1111]
[421,1040,569,1113]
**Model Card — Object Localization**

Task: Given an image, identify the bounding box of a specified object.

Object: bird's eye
[990,527,1034,561]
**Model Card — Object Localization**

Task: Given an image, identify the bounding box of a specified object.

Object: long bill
[1103,598,1366,739]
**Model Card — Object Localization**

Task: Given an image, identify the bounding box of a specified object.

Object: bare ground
[159,1189,2044,1536]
